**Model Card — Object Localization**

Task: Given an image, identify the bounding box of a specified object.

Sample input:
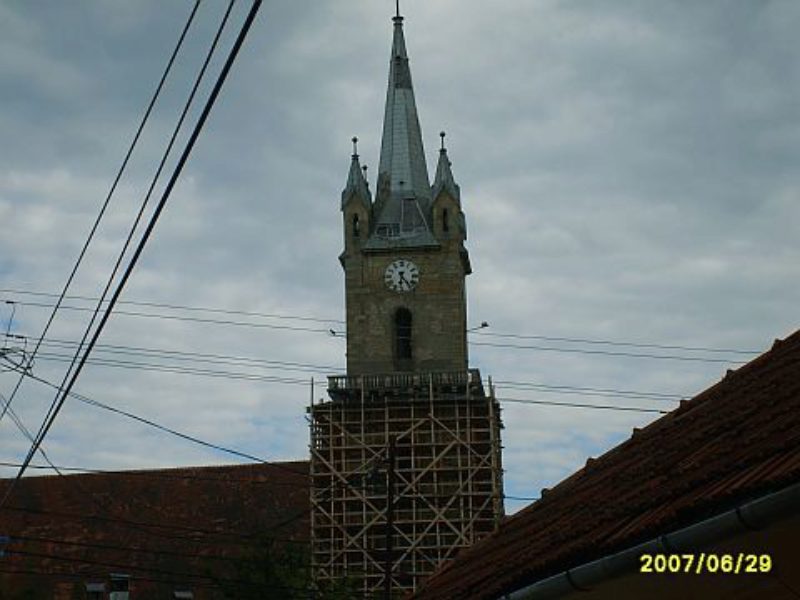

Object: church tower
[340,11,470,376]
[310,8,503,596]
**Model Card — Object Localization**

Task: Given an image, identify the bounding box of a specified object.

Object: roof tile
[413,329,800,599]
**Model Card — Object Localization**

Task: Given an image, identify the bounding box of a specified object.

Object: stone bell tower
[310,8,503,597]
[339,10,471,377]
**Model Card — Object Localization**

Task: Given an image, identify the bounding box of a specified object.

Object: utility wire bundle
[0,0,263,510]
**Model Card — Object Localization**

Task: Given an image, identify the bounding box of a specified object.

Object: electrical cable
[0,394,304,555]
[497,396,668,414]
[1,289,760,355]
[0,502,308,550]
[471,340,743,363]
[471,329,758,355]
[0,460,306,487]
[0,393,307,555]
[8,333,340,371]
[0,1,201,425]
[33,351,319,384]
[493,380,683,402]
[0,395,62,476]
[0,289,344,324]
[0,361,671,508]
[1,0,262,509]
[1,548,322,595]
[4,299,750,362]
[4,332,695,403]
[25,0,237,466]
[7,300,339,335]
[3,364,308,477]
[0,566,224,592]
[6,547,228,587]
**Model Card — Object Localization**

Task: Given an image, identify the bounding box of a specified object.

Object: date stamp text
[639,553,772,575]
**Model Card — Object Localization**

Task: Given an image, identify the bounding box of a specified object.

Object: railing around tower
[326,369,483,401]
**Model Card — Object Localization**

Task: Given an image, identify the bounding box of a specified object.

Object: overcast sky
[1,1,799,515]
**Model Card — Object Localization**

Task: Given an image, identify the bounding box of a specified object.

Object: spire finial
[351,136,359,158]
[396,0,400,18]
[362,164,368,178]
[440,131,446,152]
[393,0,403,22]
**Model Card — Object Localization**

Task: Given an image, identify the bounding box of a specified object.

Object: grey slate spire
[341,137,371,210]
[366,10,438,248]
[432,131,460,203]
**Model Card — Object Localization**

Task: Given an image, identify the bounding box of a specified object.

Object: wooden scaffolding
[309,370,504,596]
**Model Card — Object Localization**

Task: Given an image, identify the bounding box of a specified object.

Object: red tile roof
[0,461,309,597]
[413,330,800,599]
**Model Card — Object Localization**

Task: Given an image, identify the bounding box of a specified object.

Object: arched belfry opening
[352,213,360,238]
[394,307,413,361]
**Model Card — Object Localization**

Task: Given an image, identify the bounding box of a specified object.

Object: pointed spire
[374,8,432,218]
[432,131,460,203]
[341,136,371,210]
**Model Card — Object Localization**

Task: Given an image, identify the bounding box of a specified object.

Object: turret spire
[341,136,371,210]
[432,131,460,203]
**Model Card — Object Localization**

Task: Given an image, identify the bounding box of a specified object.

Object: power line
[2,547,320,595]
[2,0,262,509]
[29,0,238,452]
[472,340,743,364]
[0,461,541,512]
[7,333,340,372]
[472,330,758,355]
[497,396,668,414]
[7,300,340,335]
[0,566,225,592]
[0,392,64,476]
[7,365,308,477]
[504,494,539,501]
[0,502,308,550]
[4,532,257,565]
[6,547,225,586]
[39,351,684,406]
[0,392,305,556]
[0,288,345,324]
[0,460,306,487]
[3,369,668,553]
[0,391,307,554]
[493,380,684,402]
[0,2,202,426]
[0,561,364,599]
[4,332,698,402]
[33,351,319,385]
[6,299,751,363]
[1,291,760,356]
[1,376,315,551]
[1,537,345,598]
[5,361,673,483]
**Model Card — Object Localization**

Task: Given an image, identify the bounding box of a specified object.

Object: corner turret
[340,137,371,256]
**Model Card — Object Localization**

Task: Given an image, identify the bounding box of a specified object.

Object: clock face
[384,259,420,292]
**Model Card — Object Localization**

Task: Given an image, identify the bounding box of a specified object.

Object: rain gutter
[502,479,800,600]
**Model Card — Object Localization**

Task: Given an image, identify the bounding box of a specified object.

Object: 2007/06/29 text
[640,553,772,575]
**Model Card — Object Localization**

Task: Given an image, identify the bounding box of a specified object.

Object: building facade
[309,9,504,597]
